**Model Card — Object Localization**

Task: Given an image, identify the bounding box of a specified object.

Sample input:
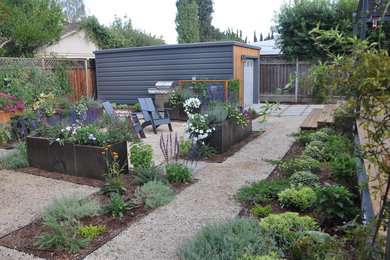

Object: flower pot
[165,104,188,121]
[26,137,128,180]
[207,122,252,153]
[0,109,23,122]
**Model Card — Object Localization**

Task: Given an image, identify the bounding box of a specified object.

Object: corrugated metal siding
[95,45,235,104]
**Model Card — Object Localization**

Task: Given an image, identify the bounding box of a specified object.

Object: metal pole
[85,60,89,97]
[361,0,368,41]
[295,59,299,103]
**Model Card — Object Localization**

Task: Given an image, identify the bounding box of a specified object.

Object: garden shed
[94,41,260,106]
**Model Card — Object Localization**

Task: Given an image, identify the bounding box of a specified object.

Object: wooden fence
[0,57,96,100]
[260,56,316,103]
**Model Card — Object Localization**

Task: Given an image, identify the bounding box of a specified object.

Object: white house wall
[36,29,98,59]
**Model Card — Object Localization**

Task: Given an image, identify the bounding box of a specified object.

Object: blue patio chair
[102,101,146,138]
[138,97,172,134]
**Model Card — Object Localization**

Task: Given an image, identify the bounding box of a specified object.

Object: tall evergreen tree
[195,0,214,42]
[253,30,258,42]
[175,0,200,43]
[260,33,263,41]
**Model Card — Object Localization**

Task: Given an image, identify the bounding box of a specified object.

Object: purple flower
[253,197,257,201]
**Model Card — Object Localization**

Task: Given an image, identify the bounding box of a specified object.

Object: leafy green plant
[247,107,260,118]
[42,193,100,223]
[302,144,324,161]
[129,142,153,168]
[278,184,316,211]
[167,87,194,106]
[331,153,357,186]
[314,183,360,226]
[310,131,329,142]
[78,224,106,239]
[134,163,166,185]
[307,140,326,150]
[280,155,321,176]
[291,231,348,259]
[179,218,283,260]
[195,143,216,159]
[134,181,175,208]
[183,113,214,145]
[165,163,194,183]
[235,178,290,205]
[259,212,319,245]
[102,193,132,217]
[293,130,315,146]
[35,216,89,254]
[100,148,127,196]
[324,134,353,161]
[251,205,272,218]
[202,102,228,124]
[0,141,28,169]
[0,121,12,145]
[332,103,355,137]
[289,171,318,187]
[238,253,282,260]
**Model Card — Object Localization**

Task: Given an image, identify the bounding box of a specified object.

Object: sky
[83,0,287,44]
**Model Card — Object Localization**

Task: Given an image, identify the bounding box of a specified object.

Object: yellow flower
[107,144,112,148]
[114,155,118,158]
[104,147,108,150]
[101,151,105,154]
[131,152,135,156]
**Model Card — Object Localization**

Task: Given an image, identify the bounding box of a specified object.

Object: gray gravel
[0,170,98,260]
[85,116,304,260]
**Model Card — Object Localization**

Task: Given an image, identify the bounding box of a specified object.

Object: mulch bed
[0,171,191,260]
[237,141,360,235]
[0,131,261,259]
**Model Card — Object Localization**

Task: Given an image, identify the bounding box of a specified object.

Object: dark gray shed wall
[95,43,237,104]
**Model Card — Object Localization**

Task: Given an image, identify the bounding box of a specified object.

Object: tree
[0,0,65,57]
[195,0,214,42]
[175,0,200,43]
[214,28,247,43]
[57,0,87,23]
[253,31,258,42]
[260,33,264,41]
[81,16,165,50]
[274,0,358,60]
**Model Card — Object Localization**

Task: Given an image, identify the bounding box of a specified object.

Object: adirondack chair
[138,97,172,134]
[102,101,146,138]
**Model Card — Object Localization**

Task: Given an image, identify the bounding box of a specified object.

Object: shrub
[129,142,153,168]
[202,101,228,124]
[0,141,28,169]
[134,163,166,185]
[331,153,357,186]
[291,231,348,259]
[307,140,326,150]
[332,103,355,137]
[78,224,106,239]
[278,184,316,211]
[324,134,353,161]
[310,131,329,142]
[235,178,290,205]
[134,181,174,208]
[259,212,319,246]
[251,205,272,218]
[289,171,319,187]
[280,156,321,176]
[42,193,100,223]
[302,144,324,161]
[318,127,335,135]
[165,163,194,183]
[314,183,360,226]
[293,130,315,146]
[100,148,127,196]
[35,216,89,253]
[238,253,282,260]
[102,193,132,217]
[178,218,283,259]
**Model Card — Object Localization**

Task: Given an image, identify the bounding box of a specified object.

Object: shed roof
[94,41,261,55]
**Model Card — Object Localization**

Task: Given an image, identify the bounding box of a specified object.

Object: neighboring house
[36,23,98,59]
[250,39,280,56]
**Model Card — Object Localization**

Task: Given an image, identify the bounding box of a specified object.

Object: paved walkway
[249,103,324,116]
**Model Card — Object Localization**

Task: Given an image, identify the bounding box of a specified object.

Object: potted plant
[164,87,194,121]
[0,93,24,122]
[26,115,138,180]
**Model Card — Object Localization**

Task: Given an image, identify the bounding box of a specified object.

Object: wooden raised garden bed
[208,122,252,153]
[26,137,128,180]
[0,109,23,122]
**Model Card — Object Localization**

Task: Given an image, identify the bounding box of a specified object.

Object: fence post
[85,60,89,97]
[295,59,299,103]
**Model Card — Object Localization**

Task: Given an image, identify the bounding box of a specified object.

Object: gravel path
[0,170,99,260]
[85,115,305,260]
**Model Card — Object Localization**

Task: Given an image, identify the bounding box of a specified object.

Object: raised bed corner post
[295,58,299,103]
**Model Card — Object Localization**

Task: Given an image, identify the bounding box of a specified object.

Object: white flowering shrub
[183,114,214,145]
[183,98,201,115]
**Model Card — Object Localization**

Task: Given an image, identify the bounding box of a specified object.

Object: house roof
[250,40,280,55]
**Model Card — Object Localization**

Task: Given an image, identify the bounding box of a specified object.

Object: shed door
[243,59,254,106]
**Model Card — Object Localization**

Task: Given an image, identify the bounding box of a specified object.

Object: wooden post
[85,60,89,97]
[295,59,299,103]
[224,80,228,102]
